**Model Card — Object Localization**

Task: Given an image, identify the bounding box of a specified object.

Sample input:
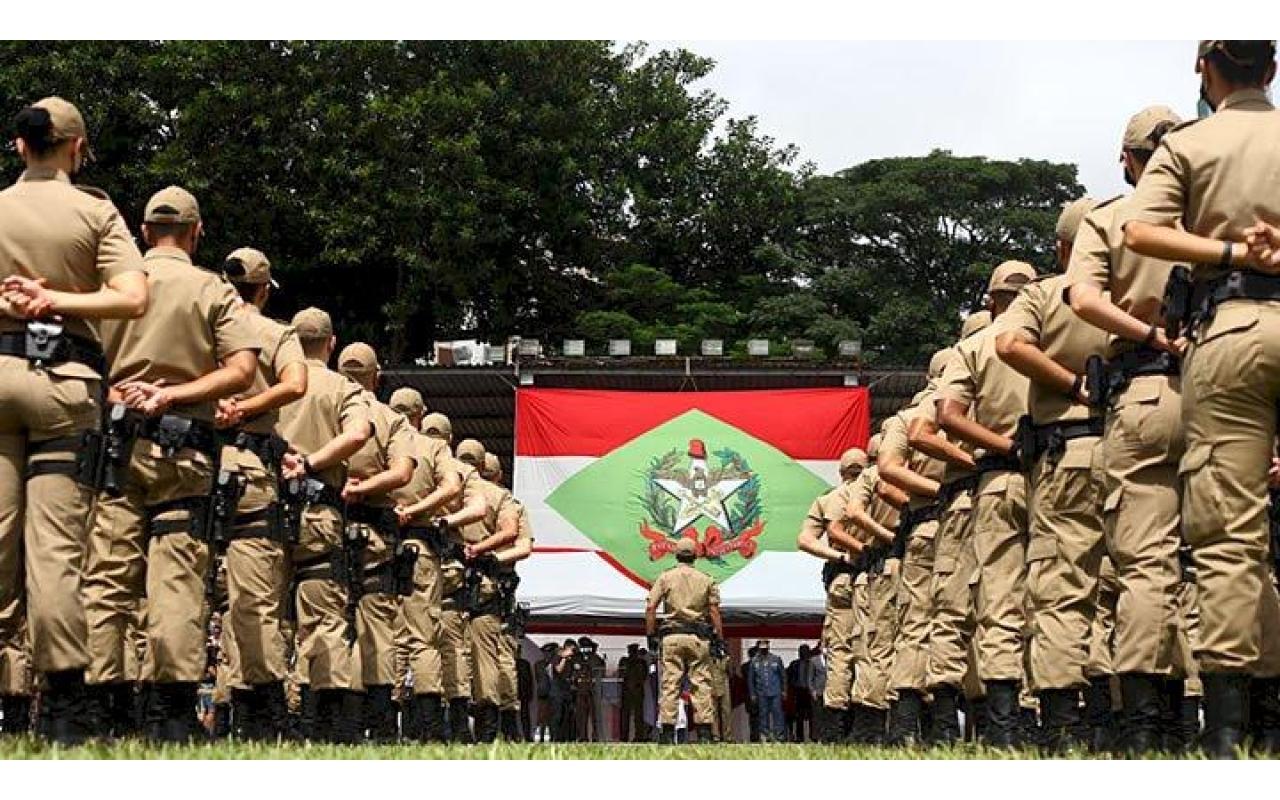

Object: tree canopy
[0,41,1084,366]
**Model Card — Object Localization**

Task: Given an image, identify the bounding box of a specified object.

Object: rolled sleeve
[1065,208,1113,290]
[1001,282,1044,346]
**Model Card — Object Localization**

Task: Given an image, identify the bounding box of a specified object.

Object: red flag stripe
[515,387,869,459]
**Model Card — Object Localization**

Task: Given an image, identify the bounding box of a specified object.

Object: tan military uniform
[712,653,733,741]
[277,359,369,691]
[225,311,305,688]
[0,166,142,684]
[1124,88,1280,678]
[802,482,859,713]
[848,465,899,713]
[462,477,518,707]
[439,464,484,703]
[648,562,720,725]
[497,501,533,716]
[1002,274,1107,691]
[85,245,259,686]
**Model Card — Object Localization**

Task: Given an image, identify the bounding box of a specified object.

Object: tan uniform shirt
[347,393,416,508]
[102,246,260,421]
[937,317,1030,443]
[276,359,370,488]
[1002,274,1107,424]
[237,311,305,436]
[1065,195,1179,355]
[392,430,458,526]
[0,167,143,357]
[459,477,517,545]
[647,563,720,627]
[880,401,947,510]
[1124,89,1280,281]
[803,481,859,551]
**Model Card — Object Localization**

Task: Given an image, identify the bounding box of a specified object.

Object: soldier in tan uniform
[796,447,868,741]
[493,488,534,740]
[0,97,148,744]
[453,439,521,742]
[995,201,1110,751]
[276,308,372,743]
[1122,40,1280,757]
[331,343,417,742]
[877,355,952,745]
[388,388,470,741]
[645,537,723,744]
[935,262,1034,747]
[81,185,259,742]
[213,248,308,740]
[1064,105,1195,754]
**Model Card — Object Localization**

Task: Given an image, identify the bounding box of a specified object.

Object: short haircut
[1206,41,1275,86]
[143,221,196,241]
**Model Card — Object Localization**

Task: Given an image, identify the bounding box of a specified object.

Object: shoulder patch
[74,184,110,201]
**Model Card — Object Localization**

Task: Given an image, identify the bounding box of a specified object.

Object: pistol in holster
[1013,414,1038,473]
[332,513,366,647]
[1161,265,1194,341]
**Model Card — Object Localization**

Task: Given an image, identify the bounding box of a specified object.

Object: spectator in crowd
[553,639,578,741]
[534,643,559,742]
[618,643,650,742]
[749,640,787,742]
[787,644,816,742]
[517,649,534,742]
[741,645,761,742]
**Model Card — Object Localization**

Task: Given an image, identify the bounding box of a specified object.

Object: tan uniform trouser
[659,633,713,725]
[1101,375,1187,676]
[713,665,732,738]
[1177,579,1203,696]
[0,621,31,696]
[440,605,472,700]
[821,572,855,709]
[972,471,1028,682]
[293,506,360,691]
[1180,302,1280,675]
[400,548,444,696]
[85,439,215,684]
[1026,437,1104,691]
[500,633,521,712]
[0,359,100,676]
[853,561,899,709]
[927,490,976,690]
[1087,555,1118,678]
[890,519,937,692]
[225,449,288,686]
[470,597,505,706]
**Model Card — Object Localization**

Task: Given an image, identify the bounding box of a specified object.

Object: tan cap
[482,453,502,480]
[30,97,92,157]
[988,260,1037,294]
[223,247,277,288]
[866,433,882,460]
[144,185,201,225]
[338,342,379,375]
[1197,40,1277,69]
[456,439,486,466]
[1122,105,1182,151]
[674,538,697,557]
[1055,197,1097,244]
[928,348,954,381]
[292,307,333,341]
[839,448,868,472]
[388,387,425,417]
[960,310,992,339]
[422,412,453,440]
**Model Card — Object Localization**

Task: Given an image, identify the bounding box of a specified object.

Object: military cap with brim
[30,97,93,160]
[456,438,486,465]
[988,260,1037,294]
[223,247,278,288]
[1197,40,1277,68]
[1122,105,1182,152]
[292,307,333,341]
[389,387,425,417]
[1054,197,1097,244]
[483,452,502,478]
[338,342,380,374]
[144,186,201,225]
[422,412,453,439]
[839,448,868,472]
[675,538,697,557]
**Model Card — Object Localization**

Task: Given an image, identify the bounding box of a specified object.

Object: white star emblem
[655,468,748,534]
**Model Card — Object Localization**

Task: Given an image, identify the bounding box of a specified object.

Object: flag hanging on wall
[514,387,870,588]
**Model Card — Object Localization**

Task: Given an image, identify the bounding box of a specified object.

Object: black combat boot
[886,689,923,747]
[400,695,421,741]
[311,689,340,743]
[1180,695,1201,747]
[658,723,676,744]
[112,682,141,738]
[1082,676,1114,753]
[1,694,32,735]
[1201,672,1249,759]
[963,697,987,743]
[43,669,93,746]
[299,685,317,741]
[447,697,473,744]
[472,702,499,743]
[499,708,522,741]
[1159,679,1187,755]
[1038,688,1083,755]
[1249,677,1280,755]
[416,694,446,742]
[983,680,1020,749]
[260,681,288,743]
[1119,672,1162,755]
[333,690,365,744]
[146,682,197,744]
[231,687,259,740]
[693,723,714,743]
[365,684,398,743]
[930,684,962,746]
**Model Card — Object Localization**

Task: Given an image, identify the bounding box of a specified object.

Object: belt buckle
[24,320,64,366]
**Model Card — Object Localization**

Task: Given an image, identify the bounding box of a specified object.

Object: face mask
[1122,162,1137,188]
[1198,81,1216,119]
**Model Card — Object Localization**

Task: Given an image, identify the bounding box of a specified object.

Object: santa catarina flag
[514,388,870,587]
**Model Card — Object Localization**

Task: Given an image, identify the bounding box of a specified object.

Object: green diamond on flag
[547,409,830,584]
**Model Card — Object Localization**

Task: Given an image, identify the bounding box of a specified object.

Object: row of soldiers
[799,39,1280,758]
[0,96,533,745]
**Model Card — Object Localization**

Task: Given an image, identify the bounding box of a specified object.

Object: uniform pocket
[1178,442,1223,548]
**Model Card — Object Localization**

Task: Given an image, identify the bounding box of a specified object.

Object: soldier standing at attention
[646,537,723,744]
[618,643,649,742]
[995,200,1109,752]
[1065,105,1194,754]
[796,447,868,741]
[216,247,308,741]
[0,97,147,744]
[1123,40,1280,758]
[276,307,372,743]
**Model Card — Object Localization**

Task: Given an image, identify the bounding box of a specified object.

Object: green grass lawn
[0,737,1240,760]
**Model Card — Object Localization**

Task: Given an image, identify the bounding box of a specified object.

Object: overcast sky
[657,40,1207,199]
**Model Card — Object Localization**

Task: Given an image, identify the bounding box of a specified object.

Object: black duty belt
[229,430,289,471]
[1091,346,1180,412]
[402,525,460,559]
[1017,414,1103,469]
[937,474,978,506]
[347,503,399,537]
[1193,270,1280,321]
[136,412,221,458]
[0,322,106,375]
[974,453,1022,474]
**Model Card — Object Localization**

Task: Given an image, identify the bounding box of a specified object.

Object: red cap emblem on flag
[688,439,707,460]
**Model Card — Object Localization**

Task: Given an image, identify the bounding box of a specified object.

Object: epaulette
[1168,117,1202,134]
[1092,194,1124,211]
[74,184,110,201]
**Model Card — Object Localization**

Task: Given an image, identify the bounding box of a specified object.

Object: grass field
[0,737,1246,760]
